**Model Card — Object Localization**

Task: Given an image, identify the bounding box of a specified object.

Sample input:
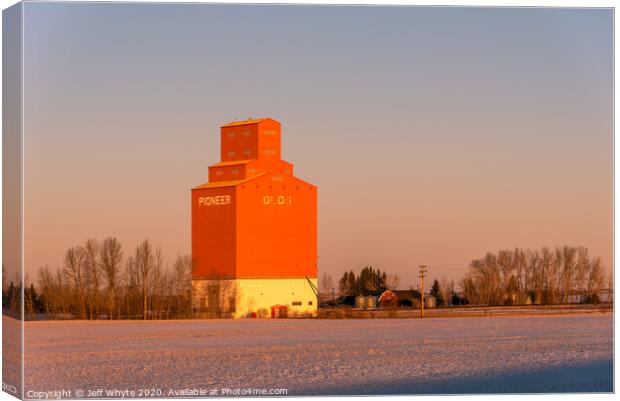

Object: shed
[379,289,422,308]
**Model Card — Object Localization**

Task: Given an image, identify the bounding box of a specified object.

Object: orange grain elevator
[191,118,318,318]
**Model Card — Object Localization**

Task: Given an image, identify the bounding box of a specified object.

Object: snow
[3,316,22,397]
[22,314,612,396]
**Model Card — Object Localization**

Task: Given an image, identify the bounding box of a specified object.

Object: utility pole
[419,265,428,318]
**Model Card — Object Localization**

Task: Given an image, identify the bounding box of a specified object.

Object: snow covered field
[22,314,612,397]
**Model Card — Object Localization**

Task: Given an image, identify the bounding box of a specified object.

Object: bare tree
[37,236,197,320]
[574,247,590,301]
[38,265,65,318]
[172,255,192,317]
[386,273,401,290]
[37,266,53,316]
[63,246,87,319]
[538,247,554,304]
[318,272,334,293]
[189,277,241,318]
[528,250,543,304]
[460,275,478,304]
[559,246,577,303]
[100,237,123,319]
[83,239,100,319]
[439,277,451,306]
[148,246,164,319]
[607,270,613,303]
[585,257,605,302]
[124,255,138,318]
[135,240,154,320]
[318,272,334,303]
[462,246,606,306]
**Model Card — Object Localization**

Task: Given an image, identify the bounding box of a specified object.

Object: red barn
[191,118,318,318]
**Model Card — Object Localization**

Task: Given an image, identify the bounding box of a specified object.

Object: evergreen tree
[347,270,358,297]
[2,281,11,309]
[338,270,359,298]
[358,267,372,295]
[355,266,389,296]
[338,272,349,297]
[6,281,15,308]
[430,279,445,306]
[29,283,43,313]
[451,292,466,305]
[339,267,391,297]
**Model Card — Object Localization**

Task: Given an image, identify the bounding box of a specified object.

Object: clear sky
[21,3,612,287]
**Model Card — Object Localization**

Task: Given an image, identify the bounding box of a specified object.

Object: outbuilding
[379,289,423,308]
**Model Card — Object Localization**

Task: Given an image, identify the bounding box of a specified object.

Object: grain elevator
[191,118,318,318]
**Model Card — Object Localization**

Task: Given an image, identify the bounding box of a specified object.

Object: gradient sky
[20,3,613,288]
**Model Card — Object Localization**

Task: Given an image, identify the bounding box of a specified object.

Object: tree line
[327,268,467,307]
[460,246,608,306]
[3,242,610,319]
[12,237,194,320]
[325,266,401,305]
[322,245,609,309]
[337,266,391,298]
[311,267,394,306]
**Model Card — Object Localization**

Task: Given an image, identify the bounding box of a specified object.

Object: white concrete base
[192,277,318,318]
